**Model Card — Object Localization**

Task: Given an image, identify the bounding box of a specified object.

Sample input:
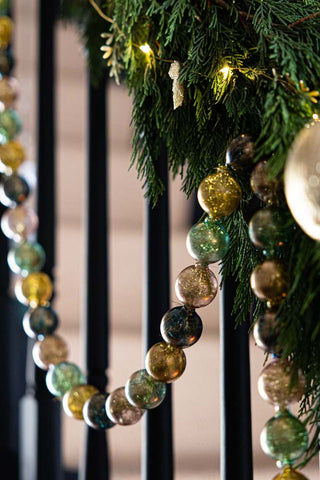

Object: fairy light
[219,66,232,79]
[312,113,319,121]
[140,44,152,54]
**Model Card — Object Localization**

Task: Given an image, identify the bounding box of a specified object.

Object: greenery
[60,0,320,468]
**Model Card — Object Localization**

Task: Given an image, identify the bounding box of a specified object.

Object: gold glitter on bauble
[145,342,186,382]
[62,384,99,420]
[197,166,242,220]
[250,258,289,305]
[175,264,218,308]
[168,60,184,110]
[272,467,309,480]
[32,334,69,370]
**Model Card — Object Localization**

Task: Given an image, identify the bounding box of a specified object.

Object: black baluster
[78,73,110,480]
[142,145,174,480]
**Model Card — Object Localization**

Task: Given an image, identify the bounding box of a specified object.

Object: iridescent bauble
[0,1,10,15]
[248,207,293,254]
[45,361,85,397]
[253,309,280,353]
[0,108,22,139]
[8,241,45,275]
[258,359,305,407]
[250,160,283,205]
[197,166,242,220]
[1,205,38,241]
[83,393,115,430]
[15,272,53,306]
[62,384,98,420]
[272,467,309,480]
[0,174,30,206]
[175,264,218,308]
[105,386,145,426]
[160,306,203,348]
[260,410,308,467]
[0,140,25,172]
[145,342,186,382]
[22,305,58,339]
[250,259,289,305]
[186,217,229,264]
[284,122,320,241]
[125,369,166,409]
[0,16,13,49]
[0,75,19,108]
[225,134,255,173]
[32,334,69,370]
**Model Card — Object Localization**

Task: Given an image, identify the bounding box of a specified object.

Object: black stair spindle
[142,145,174,480]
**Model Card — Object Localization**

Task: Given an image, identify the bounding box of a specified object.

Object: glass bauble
[0,108,22,139]
[8,241,45,275]
[272,467,309,480]
[284,122,320,241]
[0,174,30,206]
[0,75,19,108]
[160,306,203,348]
[1,205,38,241]
[125,369,166,409]
[250,259,289,305]
[32,334,69,370]
[175,264,218,308]
[250,160,283,205]
[0,140,25,172]
[197,166,242,220]
[0,1,10,16]
[45,361,85,397]
[186,216,229,264]
[62,384,98,420]
[0,50,13,74]
[105,386,145,426]
[248,207,292,254]
[258,359,305,407]
[145,341,186,382]
[253,309,280,353]
[225,134,255,173]
[15,272,53,306]
[0,16,12,49]
[260,410,308,467]
[83,393,115,430]
[22,305,58,339]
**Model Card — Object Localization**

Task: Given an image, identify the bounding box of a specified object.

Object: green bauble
[186,217,229,264]
[260,410,308,468]
[45,361,85,397]
[125,369,166,409]
[0,108,22,139]
[8,240,45,275]
[248,207,293,254]
[0,0,10,15]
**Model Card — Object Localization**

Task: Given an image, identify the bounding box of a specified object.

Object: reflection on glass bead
[0,16,12,49]
[186,217,229,264]
[8,241,45,275]
[32,334,69,370]
[272,467,309,480]
[0,50,13,74]
[1,205,38,241]
[0,75,19,108]
[250,259,289,305]
[197,166,242,220]
[105,386,145,426]
[225,134,256,173]
[83,393,115,430]
[15,272,53,306]
[260,410,308,467]
[45,361,85,397]
[175,264,218,308]
[0,140,25,172]
[253,309,280,353]
[258,359,305,407]
[145,342,186,382]
[250,160,283,205]
[23,305,58,339]
[160,306,203,348]
[0,108,22,139]
[249,207,293,253]
[125,369,166,409]
[0,174,30,206]
[62,384,98,420]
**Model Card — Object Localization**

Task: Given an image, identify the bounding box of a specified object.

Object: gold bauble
[32,334,69,370]
[0,16,13,49]
[273,467,309,480]
[62,384,99,420]
[175,264,218,308]
[250,259,289,305]
[0,75,18,108]
[16,272,53,306]
[145,341,186,382]
[197,166,242,220]
[0,140,25,172]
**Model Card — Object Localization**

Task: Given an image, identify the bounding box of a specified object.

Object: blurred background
[12,1,319,478]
